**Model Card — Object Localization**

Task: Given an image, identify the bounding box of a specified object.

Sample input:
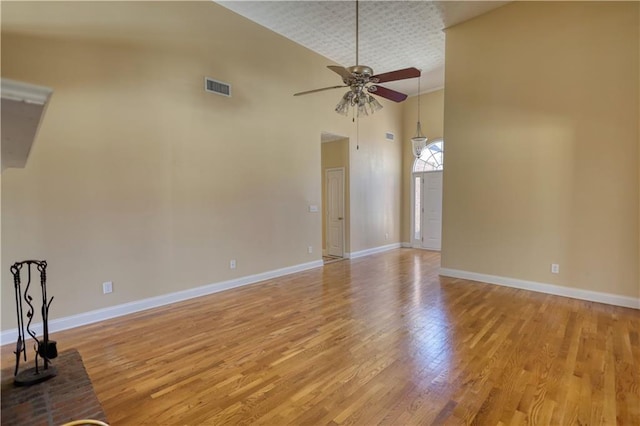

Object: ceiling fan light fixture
[335,90,383,117]
[293,1,417,116]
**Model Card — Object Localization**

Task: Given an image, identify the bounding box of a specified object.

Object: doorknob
[338,217,343,220]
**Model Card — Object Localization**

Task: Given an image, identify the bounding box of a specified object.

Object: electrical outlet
[230,259,236,269]
[551,263,560,274]
[102,281,113,294]
[308,246,313,254]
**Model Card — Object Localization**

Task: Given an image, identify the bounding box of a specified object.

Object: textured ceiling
[217,1,508,96]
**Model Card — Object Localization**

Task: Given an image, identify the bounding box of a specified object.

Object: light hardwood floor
[2,249,639,425]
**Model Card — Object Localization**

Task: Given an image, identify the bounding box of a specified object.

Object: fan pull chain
[355,115,359,150]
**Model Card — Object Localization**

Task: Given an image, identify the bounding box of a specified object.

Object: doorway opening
[412,139,443,250]
[321,132,349,264]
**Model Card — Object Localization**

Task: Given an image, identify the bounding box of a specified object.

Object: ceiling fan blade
[368,85,408,102]
[294,85,347,96]
[371,67,421,84]
[327,65,353,80]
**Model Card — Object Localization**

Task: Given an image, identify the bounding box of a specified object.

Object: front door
[326,168,344,257]
[413,171,443,250]
[422,172,443,250]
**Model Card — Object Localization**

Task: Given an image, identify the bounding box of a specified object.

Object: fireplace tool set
[10,260,58,386]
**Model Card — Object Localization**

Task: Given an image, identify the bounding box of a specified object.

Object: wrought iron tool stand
[11,260,58,386]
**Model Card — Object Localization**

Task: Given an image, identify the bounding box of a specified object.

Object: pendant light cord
[417,77,421,119]
[416,74,423,136]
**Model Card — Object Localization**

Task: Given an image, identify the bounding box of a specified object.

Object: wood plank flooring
[2,249,639,425]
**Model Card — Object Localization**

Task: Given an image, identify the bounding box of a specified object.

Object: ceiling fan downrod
[355,0,359,66]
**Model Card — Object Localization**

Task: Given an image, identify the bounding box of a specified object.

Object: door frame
[325,167,345,258]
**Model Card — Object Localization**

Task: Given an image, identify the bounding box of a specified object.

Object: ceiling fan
[294,0,420,117]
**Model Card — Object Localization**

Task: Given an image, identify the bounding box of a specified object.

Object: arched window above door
[413,139,443,172]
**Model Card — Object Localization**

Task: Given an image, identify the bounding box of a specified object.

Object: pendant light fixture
[411,73,427,157]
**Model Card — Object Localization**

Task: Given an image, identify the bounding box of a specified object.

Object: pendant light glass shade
[367,95,383,113]
[412,134,427,158]
[411,74,427,157]
[335,92,353,116]
[335,90,383,117]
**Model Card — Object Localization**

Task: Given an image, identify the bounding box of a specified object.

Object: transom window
[413,139,443,172]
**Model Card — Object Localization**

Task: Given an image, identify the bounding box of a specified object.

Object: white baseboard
[1,260,323,345]
[439,268,640,309]
[401,242,412,248]
[349,243,401,259]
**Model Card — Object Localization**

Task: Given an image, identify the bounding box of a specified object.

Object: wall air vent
[385,132,395,141]
[205,77,231,97]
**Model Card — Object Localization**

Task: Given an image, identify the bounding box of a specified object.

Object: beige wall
[321,138,350,253]
[401,89,444,244]
[1,1,404,330]
[349,108,404,252]
[443,2,639,298]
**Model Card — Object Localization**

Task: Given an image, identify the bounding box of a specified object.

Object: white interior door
[326,168,344,257]
[413,171,443,250]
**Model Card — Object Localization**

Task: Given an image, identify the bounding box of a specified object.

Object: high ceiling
[2,1,507,98]
[217,1,508,96]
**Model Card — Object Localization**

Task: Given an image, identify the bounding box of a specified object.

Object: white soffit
[1,79,53,171]
[321,132,347,143]
[2,78,52,105]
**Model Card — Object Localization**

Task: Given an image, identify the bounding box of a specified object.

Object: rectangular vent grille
[205,77,231,97]
[385,132,395,141]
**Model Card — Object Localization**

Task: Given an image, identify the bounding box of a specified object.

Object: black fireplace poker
[10,260,58,386]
